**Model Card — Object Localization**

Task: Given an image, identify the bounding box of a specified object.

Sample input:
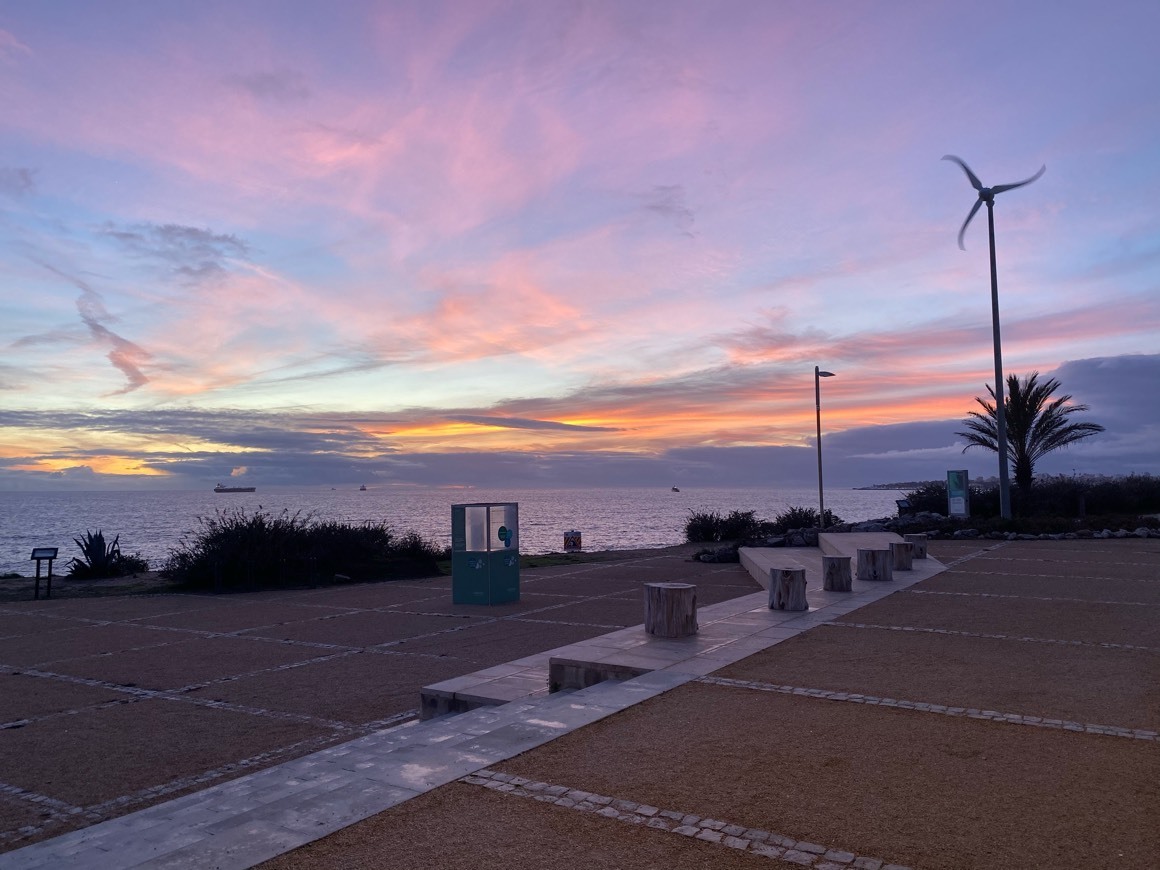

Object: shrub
[67,530,150,579]
[904,474,1160,520]
[685,509,775,543]
[685,510,724,543]
[770,506,843,533]
[161,509,443,591]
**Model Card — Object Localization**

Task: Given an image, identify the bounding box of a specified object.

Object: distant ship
[671,486,680,492]
[359,484,367,491]
[214,483,256,493]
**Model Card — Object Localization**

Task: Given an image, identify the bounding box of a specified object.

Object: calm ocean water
[0,486,904,577]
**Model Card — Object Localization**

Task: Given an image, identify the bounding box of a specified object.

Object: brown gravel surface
[259,781,769,870]
[0,699,328,807]
[922,568,1160,603]
[718,624,1160,730]
[840,590,1160,648]
[496,683,1160,870]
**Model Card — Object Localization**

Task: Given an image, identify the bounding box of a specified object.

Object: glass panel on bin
[490,504,517,550]
[464,505,488,552]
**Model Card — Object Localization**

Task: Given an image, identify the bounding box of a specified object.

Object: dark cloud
[226,69,312,102]
[2,354,1155,491]
[447,415,621,432]
[642,185,695,237]
[0,167,35,197]
[100,222,249,283]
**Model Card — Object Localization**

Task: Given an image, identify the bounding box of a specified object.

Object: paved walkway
[0,535,942,868]
[6,537,1157,868]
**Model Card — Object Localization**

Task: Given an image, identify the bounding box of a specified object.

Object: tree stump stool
[644,582,698,637]
[822,555,852,592]
[904,534,928,559]
[769,567,808,611]
[857,548,893,582]
[890,541,914,571]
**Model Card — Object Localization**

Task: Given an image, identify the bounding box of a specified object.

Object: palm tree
[957,372,1105,502]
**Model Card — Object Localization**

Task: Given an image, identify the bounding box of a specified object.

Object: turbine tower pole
[943,155,1042,521]
[986,197,1013,520]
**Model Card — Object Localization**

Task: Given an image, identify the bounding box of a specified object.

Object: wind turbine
[944,155,1045,520]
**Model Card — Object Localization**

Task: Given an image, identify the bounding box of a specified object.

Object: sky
[1,0,1158,492]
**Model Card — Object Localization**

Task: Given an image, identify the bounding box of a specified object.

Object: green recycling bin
[451,503,519,604]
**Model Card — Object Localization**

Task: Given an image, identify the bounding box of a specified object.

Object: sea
[0,486,905,578]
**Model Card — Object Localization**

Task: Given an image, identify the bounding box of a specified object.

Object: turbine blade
[943,154,983,190]
[992,164,1046,195]
[957,199,983,250]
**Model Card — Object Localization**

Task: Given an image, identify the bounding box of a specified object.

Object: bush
[685,509,775,543]
[685,510,724,542]
[770,506,844,533]
[161,509,443,591]
[67,530,150,579]
[904,474,1160,520]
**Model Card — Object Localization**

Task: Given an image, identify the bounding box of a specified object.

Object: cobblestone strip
[973,552,1160,567]
[697,676,1160,742]
[0,784,102,844]
[942,567,1158,584]
[907,589,1160,607]
[460,769,908,869]
[826,621,1160,653]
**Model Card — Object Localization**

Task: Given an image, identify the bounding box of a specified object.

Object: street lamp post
[815,366,836,527]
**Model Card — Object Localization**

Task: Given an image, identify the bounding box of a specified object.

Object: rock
[1135,528,1152,538]
[788,534,807,547]
[1075,529,1094,538]
[952,529,980,539]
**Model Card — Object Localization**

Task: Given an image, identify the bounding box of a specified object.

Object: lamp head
[818,370,835,378]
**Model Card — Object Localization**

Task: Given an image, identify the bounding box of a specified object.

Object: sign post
[947,470,970,518]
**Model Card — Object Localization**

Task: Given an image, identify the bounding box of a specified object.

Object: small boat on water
[359,484,367,491]
[671,486,680,492]
[214,483,256,493]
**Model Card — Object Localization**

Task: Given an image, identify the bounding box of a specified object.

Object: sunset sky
[2,0,1158,490]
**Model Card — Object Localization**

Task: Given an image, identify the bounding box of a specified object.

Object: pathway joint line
[827,621,1160,653]
[696,676,1160,742]
[462,768,908,869]
[907,589,1160,607]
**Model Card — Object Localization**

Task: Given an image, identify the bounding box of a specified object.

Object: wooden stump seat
[644,582,698,637]
[857,548,893,582]
[769,567,808,611]
[822,555,853,592]
[890,541,914,571]
[904,533,928,559]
